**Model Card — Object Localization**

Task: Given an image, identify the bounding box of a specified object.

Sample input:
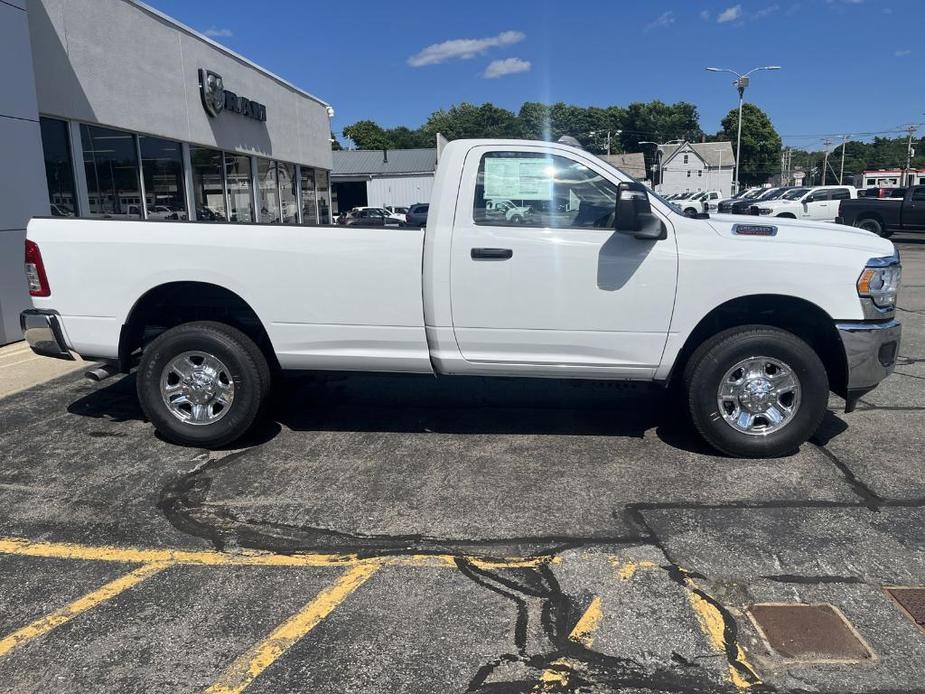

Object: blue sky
[147,0,922,149]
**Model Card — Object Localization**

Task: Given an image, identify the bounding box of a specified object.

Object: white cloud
[483,57,531,79]
[408,31,525,67]
[717,5,743,22]
[755,4,781,18]
[203,27,233,38]
[895,49,912,56]
[699,9,711,20]
[646,10,676,30]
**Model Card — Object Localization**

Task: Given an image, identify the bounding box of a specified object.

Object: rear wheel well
[670,295,847,396]
[119,282,278,372]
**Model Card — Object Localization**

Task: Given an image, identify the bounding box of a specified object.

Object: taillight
[24,240,50,297]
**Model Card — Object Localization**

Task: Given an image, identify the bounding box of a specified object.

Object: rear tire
[683,326,828,458]
[684,207,698,217]
[137,321,270,448]
[776,213,796,219]
[856,217,892,238]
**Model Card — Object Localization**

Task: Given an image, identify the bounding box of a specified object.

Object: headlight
[857,254,901,309]
[758,207,773,215]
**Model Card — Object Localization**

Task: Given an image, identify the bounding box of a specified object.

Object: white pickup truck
[21,139,902,458]
[753,184,858,221]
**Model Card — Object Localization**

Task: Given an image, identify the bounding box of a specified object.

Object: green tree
[341,120,391,150]
[330,132,342,151]
[719,103,781,185]
[419,102,522,141]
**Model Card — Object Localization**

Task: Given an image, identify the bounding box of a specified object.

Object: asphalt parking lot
[0,235,923,693]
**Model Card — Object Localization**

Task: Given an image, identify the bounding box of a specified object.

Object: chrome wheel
[159,351,235,425]
[717,356,801,436]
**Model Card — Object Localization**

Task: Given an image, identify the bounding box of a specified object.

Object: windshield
[765,188,791,200]
[753,188,781,201]
[782,187,810,200]
[743,189,765,199]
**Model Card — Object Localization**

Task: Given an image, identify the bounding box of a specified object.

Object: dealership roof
[332,149,438,177]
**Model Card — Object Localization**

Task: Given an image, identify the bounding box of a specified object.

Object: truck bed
[27,217,433,372]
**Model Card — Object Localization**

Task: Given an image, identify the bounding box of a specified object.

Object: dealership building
[0,0,335,344]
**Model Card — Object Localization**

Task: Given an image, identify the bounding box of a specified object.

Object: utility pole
[821,138,832,186]
[904,124,918,187]
[839,135,848,185]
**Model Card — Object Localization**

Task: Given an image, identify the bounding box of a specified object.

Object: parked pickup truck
[751,185,858,222]
[837,185,925,238]
[21,139,902,458]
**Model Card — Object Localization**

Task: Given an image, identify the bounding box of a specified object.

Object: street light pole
[705,65,781,195]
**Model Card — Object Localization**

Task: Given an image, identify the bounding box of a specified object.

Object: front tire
[683,326,828,458]
[776,213,796,219]
[137,321,270,448]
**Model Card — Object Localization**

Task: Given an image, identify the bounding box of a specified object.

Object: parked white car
[22,139,900,458]
[677,190,722,216]
[350,206,405,223]
[754,185,858,222]
[486,199,532,224]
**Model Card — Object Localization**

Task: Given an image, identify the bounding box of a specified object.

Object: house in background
[599,152,648,184]
[331,148,437,214]
[656,141,735,197]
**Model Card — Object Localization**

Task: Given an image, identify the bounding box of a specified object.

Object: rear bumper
[836,319,901,411]
[19,309,73,361]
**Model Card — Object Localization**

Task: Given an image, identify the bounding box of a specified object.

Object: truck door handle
[471,248,513,260]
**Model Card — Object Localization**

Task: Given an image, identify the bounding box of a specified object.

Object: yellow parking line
[0,536,549,570]
[682,571,761,689]
[536,596,604,691]
[0,562,171,658]
[205,562,380,694]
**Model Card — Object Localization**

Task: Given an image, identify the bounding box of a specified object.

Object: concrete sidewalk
[0,341,86,399]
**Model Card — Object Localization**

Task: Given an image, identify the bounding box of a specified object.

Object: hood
[706,214,896,256]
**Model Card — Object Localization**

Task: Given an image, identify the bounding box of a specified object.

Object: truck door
[449,147,678,376]
[907,187,925,230]
[802,189,832,220]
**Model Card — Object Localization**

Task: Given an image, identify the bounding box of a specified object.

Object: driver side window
[473,152,617,229]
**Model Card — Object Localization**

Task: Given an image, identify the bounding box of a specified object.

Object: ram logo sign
[199,69,267,122]
[199,69,225,117]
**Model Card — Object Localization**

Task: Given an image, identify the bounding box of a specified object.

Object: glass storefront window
[81,124,142,218]
[225,154,254,223]
[139,136,186,220]
[278,162,298,224]
[256,159,280,224]
[316,169,330,224]
[299,167,318,225]
[39,117,78,217]
[190,147,226,222]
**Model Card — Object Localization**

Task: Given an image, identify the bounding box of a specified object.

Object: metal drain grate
[886,588,925,632]
[748,603,874,662]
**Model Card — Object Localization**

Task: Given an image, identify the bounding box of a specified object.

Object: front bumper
[20,309,73,361]
[836,318,901,411]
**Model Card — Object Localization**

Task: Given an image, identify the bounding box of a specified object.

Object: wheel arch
[119,281,279,372]
[668,294,847,397]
